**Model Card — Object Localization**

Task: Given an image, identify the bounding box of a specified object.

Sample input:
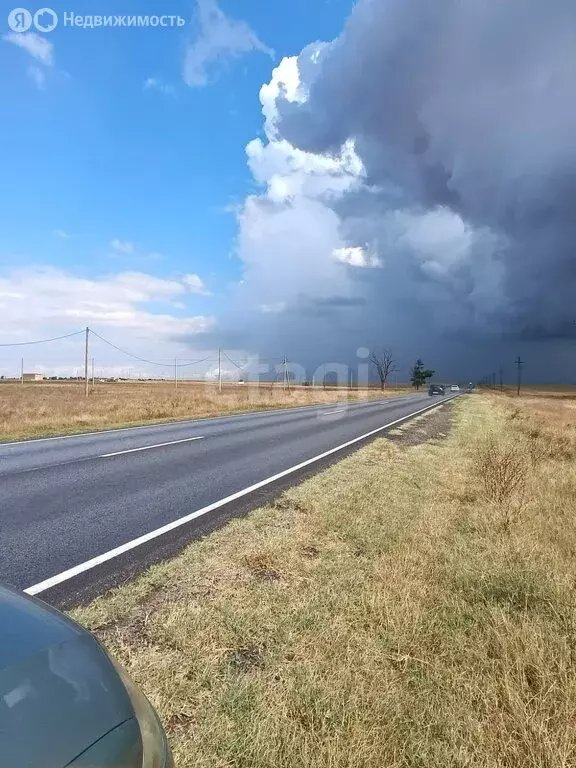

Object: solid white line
[24,395,457,596]
[100,436,204,458]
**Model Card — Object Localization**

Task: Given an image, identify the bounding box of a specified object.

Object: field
[0,381,405,441]
[489,384,576,399]
[72,390,576,767]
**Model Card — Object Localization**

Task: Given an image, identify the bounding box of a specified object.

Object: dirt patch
[243,551,282,581]
[227,643,267,672]
[386,400,455,447]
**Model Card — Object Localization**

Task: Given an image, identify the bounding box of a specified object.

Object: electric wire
[0,329,85,347]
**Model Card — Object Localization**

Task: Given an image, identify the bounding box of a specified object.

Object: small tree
[410,358,435,390]
[369,349,397,390]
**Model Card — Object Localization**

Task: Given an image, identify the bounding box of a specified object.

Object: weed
[475,433,528,530]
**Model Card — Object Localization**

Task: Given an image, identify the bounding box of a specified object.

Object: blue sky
[0,0,358,376]
[0,0,351,292]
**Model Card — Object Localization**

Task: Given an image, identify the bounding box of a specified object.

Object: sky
[1,0,575,383]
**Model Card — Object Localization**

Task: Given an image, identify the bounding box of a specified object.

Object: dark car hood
[0,585,134,768]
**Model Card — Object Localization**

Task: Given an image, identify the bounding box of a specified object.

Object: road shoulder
[71,393,576,765]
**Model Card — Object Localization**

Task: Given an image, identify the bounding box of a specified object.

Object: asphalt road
[0,392,455,606]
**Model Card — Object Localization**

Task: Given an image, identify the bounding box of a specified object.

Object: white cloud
[111,271,188,301]
[333,246,382,268]
[244,53,364,209]
[229,54,369,320]
[0,268,215,377]
[4,32,54,88]
[3,32,54,65]
[394,207,475,276]
[110,239,134,255]
[27,65,45,89]
[246,137,363,203]
[0,268,211,322]
[54,229,69,239]
[237,191,352,309]
[260,54,308,137]
[182,273,209,294]
[183,0,274,87]
[144,77,177,96]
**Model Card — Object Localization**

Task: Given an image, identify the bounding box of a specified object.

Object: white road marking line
[100,436,204,457]
[24,395,458,596]
[320,408,347,415]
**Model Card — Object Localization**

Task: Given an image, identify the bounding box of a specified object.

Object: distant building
[22,373,45,381]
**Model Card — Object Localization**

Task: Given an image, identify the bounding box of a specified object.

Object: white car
[450,384,460,392]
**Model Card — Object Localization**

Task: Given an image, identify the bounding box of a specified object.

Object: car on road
[0,583,173,768]
[428,384,445,396]
[450,384,460,392]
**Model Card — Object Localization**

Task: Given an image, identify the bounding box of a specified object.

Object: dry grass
[492,388,576,463]
[71,394,576,767]
[0,381,402,441]
[506,385,576,398]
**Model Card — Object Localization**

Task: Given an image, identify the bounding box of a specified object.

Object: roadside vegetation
[72,392,576,767]
[0,381,404,441]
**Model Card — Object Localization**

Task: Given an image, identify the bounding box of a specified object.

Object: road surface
[0,392,455,605]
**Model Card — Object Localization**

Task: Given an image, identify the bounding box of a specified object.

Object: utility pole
[499,367,503,392]
[218,349,222,392]
[20,357,24,385]
[515,356,524,396]
[283,355,290,392]
[84,326,89,398]
[174,358,178,391]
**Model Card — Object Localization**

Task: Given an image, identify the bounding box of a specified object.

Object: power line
[0,329,85,347]
[221,352,285,369]
[221,350,245,370]
[89,330,174,367]
[0,325,280,375]
[89,329,213,368]
[171,356,214,368]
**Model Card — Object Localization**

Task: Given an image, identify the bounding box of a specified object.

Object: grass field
[72,391,576,767]
[487,384,576,399]
[0,381,405,441]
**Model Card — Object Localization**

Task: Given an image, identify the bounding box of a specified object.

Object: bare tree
[369,349,397,390]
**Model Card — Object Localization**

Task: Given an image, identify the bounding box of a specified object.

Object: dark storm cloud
[301,295,368,314]
[311,296,367,308]
[276,0,576,340]
[175,0,576,383]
